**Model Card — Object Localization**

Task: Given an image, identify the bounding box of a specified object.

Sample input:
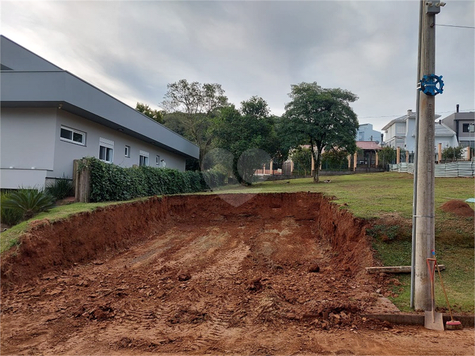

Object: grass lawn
[1,172,473,312]
[0,201,122,254]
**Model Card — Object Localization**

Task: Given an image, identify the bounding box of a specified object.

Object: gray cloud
[2,0,473,131]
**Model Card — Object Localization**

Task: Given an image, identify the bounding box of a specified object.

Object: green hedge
[85,157,226,202]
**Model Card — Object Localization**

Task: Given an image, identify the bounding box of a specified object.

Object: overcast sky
[2,0,474,131]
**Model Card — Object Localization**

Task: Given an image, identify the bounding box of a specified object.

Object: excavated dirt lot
[1,192,473,355]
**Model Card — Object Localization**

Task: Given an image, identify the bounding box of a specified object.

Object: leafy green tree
[273,116,294,170]
[442,146,463,162]
[161,79,229,170]
[213,97,277,185]
[378,146,397,169]
[135,102,164,124]
[291,147,312,176]
[281,82,359,182]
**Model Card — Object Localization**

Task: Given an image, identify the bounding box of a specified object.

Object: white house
[382,109,458,153]
[0,36,199,189]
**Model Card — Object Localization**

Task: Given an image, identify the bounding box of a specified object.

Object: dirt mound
[2,192,473,355]
[441,199,474,217]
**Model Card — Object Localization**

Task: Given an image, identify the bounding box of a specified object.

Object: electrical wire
[436,24,475,29]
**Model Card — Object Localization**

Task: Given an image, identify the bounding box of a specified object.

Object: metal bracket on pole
[425,1,446,14]
[418,74,444,96]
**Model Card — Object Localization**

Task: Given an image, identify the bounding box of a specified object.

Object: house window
[99,137,114,163]
[125,145,130,158]
[462,123,475,133]
[156,155,160,165]
[60,126,86,145]
[139,150,149,166]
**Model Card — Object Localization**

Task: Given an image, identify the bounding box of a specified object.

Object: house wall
[442,112,475,149]
[405,118,416,152]
[435,135,459,151]
[52,109,186,179]
[357,124,381,142]
[1,70,199,160]
[456,119,475,149]
[0,107,187,189]
[0,108,56,189]
[384,120,411,150]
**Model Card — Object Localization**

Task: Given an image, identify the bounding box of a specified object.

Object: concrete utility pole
[413,0,445,311]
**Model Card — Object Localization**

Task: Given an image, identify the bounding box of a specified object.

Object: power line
[436,24,475,29]
[358,109,475,120]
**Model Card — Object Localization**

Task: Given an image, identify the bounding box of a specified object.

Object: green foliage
[281,82,359,182]
[2,189,55,221]
[45,177,74,200]
[1,192,24,226]
[162,79,228,116]
[161,79,229,170]
[86,158,225,202]
[378,146,397,169]
[291,147,312,176]
[366,224,407,242]
[213,98,278,185]
[321,149,349,171]
[201,169,227,189]
[135,102,164,123]
[441,146,463,162]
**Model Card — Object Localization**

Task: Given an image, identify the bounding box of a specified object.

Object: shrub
[46,177,74,200]
[1,191,23,226]
[2,189,55,221]
[442,146,463,162]
[85,157,225,202]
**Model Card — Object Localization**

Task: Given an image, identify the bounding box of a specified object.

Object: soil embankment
[1,192,473,355]
[1,193,372,288]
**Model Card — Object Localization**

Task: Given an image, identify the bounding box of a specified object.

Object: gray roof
[0,36,199,159]
[381,110,441,131]
[434,122,457,137]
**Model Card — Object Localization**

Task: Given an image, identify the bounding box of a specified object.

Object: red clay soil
[440,199,475,217]
[1,193,473,355]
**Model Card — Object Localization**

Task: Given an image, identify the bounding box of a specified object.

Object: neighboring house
[356,123,382,143]
[355,141,381,167]
[442,106,475,150]
[0,36,199,189]
[382,109,457,152]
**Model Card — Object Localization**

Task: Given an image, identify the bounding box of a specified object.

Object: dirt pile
[440,199,474,217]
[2,193,473,355]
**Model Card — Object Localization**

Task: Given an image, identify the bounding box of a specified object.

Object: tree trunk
[309,144,321,183]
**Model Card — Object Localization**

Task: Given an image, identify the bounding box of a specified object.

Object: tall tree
[135,102,164,124]
[282,82,359,182]
[213,97,277,185]
[161,79,229,170]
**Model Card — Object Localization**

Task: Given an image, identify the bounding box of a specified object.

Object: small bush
[1,192,23,226]
[2,189,55,221]
[85,157,226,202]
[46,177,74,200]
